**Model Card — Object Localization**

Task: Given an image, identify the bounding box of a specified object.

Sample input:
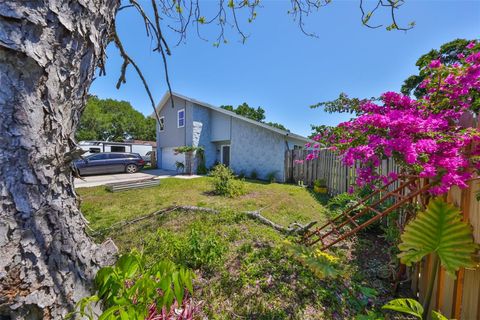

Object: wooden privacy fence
[284,120,479,319]
[409,179,480,320]
[284,148,402,196]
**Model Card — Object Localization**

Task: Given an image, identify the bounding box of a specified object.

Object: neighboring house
[154,92,311,182]
[79,140,155,156]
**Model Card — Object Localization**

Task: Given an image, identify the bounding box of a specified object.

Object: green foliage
[196,148,208,175]
[237,170,246,179]
[327,192,360,211]
[69,251,194,319]
[266,171,278,183]
[174,146,208,174]
[174,146,204,153]
[355,310,384,320]
[221,102,266,122]
[382,298,449,320]
[314,179,327,188]
[310,92,376,115]
[220,102,289,131]
[266,121,289,131]
[144,226,226,273]
[382,298,423,318]
[175,161,185,172]
[401,38,479,99]
[284,241,341,279]
[249,169,258,180]
[398,198,478,277]
[209,164,246,197]
[76,95,155,142]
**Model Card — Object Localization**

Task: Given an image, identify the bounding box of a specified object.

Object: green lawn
[79,177,328,231]
[78,177,392,319]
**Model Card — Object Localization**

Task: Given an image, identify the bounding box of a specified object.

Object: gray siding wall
[156,96,191,168]
[191,104,216,169]
[157,96,189,148]
[286,137,308,150]
[230,118,286,182]
[211,112,231,141]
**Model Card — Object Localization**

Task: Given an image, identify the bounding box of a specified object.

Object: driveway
[74,169,201,188]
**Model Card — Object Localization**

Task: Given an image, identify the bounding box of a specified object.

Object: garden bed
[78,177,406,319]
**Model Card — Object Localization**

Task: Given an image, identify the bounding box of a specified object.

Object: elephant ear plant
[384,198,478,319]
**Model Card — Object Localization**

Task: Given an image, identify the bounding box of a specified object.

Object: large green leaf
[382,298,424,318]
[398,198,478,277]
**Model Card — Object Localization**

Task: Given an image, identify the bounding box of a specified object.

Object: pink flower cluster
[311,42,480,195]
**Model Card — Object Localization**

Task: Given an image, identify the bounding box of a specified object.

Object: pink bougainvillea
[311,42,480,195]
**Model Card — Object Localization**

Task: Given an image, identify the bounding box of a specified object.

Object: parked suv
[73,152,145,175]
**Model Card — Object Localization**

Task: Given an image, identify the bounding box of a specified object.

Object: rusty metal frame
[302,175,431,250]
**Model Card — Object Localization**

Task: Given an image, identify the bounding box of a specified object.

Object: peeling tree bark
[0,1,120,318]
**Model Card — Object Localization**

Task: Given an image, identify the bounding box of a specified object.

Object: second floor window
[178,109,185,128]
[159,116,165,132]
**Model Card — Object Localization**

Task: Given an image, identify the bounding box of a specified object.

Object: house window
[177,109,185,128]
[111,146,126,152]
[159,116,165,132]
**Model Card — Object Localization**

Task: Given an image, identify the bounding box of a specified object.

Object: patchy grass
[78,177,328,230]
[78,177,393,319]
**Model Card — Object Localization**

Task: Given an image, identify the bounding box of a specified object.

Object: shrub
[210,164,246,197]
[249,169,258,180]
[266,171,278,183]
[237,170,246,179]
[327,192,359,211]
[175,161,185,172]
[314,179,327,188]
[195,147,208,175]
[144,226,226,273]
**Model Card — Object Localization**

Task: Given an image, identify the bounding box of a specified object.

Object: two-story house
[155,92,311,182]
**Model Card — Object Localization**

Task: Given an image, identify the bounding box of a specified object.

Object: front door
[221,145,230,167]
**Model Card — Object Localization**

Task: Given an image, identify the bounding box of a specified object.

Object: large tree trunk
[0,1,120,318]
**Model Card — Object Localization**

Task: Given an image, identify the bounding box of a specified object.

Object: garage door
[161,147,185,171]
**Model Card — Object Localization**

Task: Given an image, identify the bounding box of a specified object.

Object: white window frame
[177,109,185,128]
[220,144,231,166]
[159,116,165,132]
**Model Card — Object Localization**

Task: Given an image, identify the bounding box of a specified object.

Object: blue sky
[90,0,480,137]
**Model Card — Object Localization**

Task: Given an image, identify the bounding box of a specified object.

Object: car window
[124,153,140,159]
[107,153,124,159]
[88,154,107,160]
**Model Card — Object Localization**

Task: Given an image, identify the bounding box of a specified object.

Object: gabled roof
[155,91,312,143]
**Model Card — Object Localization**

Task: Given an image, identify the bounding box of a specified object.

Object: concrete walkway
[74,169,201,188]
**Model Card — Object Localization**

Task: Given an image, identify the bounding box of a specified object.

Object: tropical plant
[398,198,477,276]
[382,298,448,320]
[209,164,246,197]
[69,251,195,319]
[397,198,478,314]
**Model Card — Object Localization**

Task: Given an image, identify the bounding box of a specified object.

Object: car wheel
[126,164,138,173]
